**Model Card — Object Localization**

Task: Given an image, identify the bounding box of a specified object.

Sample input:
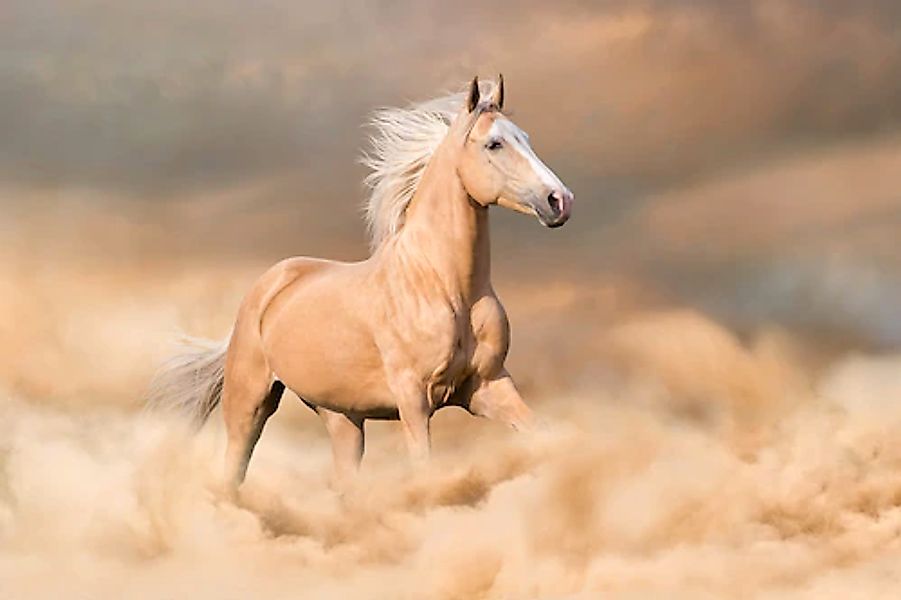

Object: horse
[148,76,574,493]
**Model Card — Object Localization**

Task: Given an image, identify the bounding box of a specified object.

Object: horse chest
[377,280,509,406]
[416,308,472,382]
[423,295,509,404]
[420,328,469,408]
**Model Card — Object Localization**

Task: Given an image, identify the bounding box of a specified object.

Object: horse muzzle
[536,188,573,228]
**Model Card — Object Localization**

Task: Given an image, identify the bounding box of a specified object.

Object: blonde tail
[146,335,229,427]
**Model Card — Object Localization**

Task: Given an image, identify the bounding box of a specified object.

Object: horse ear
[491,73,504,110]
[467,76,480,113]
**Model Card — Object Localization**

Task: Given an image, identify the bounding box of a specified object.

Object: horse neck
[397,140,491,302]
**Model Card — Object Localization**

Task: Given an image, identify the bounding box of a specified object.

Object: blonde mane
[361,81,498,251]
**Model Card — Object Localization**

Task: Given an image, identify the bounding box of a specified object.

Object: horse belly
[271,336,394,415]
[261,274,395,415]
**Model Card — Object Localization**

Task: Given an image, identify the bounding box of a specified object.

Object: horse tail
[146,334,230,428]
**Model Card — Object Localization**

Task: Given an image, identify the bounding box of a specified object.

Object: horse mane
[361,80,498,251]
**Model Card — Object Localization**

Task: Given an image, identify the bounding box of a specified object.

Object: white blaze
[491,119,564,191]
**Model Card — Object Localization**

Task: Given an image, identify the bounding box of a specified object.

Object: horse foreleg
[466,370,537,432]
[318,407,365,484]
[393,376,431,463]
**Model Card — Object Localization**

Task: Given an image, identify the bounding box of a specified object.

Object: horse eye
[486,139,503,151]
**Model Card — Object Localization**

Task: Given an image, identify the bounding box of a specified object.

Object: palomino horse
[149,76,573,492]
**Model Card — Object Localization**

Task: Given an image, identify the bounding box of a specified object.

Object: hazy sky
[2,0,900,345]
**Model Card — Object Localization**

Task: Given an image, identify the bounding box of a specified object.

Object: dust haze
[4,259,901,598]
[3,0,901,598]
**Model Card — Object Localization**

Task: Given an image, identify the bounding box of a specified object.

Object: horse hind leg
[222,367,285,494]
[316,407,365,486]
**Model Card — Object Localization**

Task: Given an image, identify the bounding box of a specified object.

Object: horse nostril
[547,192,561,214]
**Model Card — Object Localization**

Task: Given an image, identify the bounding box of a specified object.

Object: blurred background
[2,1,901,598]
[3,0,900,401]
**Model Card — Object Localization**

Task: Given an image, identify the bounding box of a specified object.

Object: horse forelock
[462,102,509,140]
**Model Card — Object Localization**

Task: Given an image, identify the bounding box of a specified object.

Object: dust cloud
[2,260,901,600]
